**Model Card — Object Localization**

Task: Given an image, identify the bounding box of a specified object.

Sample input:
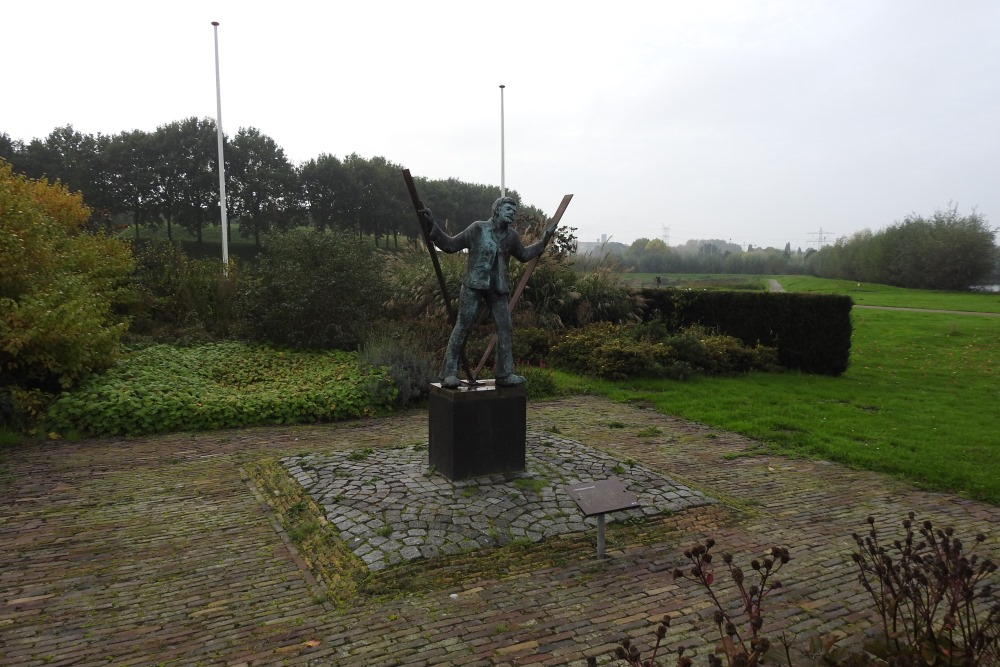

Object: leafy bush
[0,161,134,408]
[810,206,997,290]
[565,267,643,327]
[383,249,466,324]
[238,228,389,350]
[513,327,560,366]
[0,387,52,433]
[521,365,558,400]
[359,333,437,408]
[127,239,237,342]
[44,343,396,436]
[550,322,779,381]
[517,259,641,329]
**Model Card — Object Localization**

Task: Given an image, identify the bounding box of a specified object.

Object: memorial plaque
[565,478,640,558]
[565,478,640,516]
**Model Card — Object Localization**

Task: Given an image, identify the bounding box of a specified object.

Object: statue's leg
[488,291,517,381]
[441,286,481,385]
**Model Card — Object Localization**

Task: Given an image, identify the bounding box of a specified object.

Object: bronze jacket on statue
[430,220,546,294]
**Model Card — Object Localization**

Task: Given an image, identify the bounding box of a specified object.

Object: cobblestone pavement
[2,396,998,666]
[284,434,712,572]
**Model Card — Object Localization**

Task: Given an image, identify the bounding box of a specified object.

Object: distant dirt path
[852,304,1000,317]
[766,279,1000,317]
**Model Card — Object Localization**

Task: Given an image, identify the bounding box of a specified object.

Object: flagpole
[499,84,506,197]
[212,21,229,271]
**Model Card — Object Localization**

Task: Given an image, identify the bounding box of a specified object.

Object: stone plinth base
[428,380,526,480]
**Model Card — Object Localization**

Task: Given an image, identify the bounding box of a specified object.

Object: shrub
[513,327,560,366]
[521,365,558,400]
[566,266,644,327]
[44,343,396,436]
[517,259,642,329]
[358,333,437,408]
[0,161,134,428]
[127,239,237,342]
[550,322,779,381]
[383,249,466,323]
[237,228,388,350]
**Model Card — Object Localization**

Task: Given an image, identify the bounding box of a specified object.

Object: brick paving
[1,395,998,666]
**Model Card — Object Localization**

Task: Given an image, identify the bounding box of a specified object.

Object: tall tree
[41,125,106,203]
[152,118,218,242]
[102,129,160,236]
[228,127,301,246]
[300,153,350,231]
[0,133,17,165]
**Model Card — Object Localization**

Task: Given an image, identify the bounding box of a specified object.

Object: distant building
[576,234,609,255]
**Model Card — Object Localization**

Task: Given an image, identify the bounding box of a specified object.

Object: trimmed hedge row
[636,288,853,375]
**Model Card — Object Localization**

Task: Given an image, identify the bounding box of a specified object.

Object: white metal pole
[212,21,229,270]
[499,84,506,198]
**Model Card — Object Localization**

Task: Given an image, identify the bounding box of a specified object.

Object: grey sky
[4,0,998,249]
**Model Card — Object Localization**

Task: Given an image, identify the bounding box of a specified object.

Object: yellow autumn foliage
[0,160,134,399]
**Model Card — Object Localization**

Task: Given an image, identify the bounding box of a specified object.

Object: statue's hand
[543,224,557,243]
[417,208,435,231]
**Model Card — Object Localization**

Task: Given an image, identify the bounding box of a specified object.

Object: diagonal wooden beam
[401,169,476,384]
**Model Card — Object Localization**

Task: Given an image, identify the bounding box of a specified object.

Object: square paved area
[284,433,712,570]
[2,396,998,666]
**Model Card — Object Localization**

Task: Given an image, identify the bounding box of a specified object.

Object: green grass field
[553,276,1000,503]
[774,274,1000,313]
[621,272,1000,313]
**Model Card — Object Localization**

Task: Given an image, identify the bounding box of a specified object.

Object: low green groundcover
[45,343,396,437]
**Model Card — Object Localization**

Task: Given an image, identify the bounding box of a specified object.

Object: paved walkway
[2,396,997,666]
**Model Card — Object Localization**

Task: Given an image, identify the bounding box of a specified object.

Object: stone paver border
[283,433,712,571]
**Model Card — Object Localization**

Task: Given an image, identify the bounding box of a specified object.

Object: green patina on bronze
[419,197,555,388]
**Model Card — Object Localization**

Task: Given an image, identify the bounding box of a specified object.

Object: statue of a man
[419,197,555,388]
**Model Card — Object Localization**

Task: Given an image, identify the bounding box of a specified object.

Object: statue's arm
[419,208,467,253]
[511,224,556,262]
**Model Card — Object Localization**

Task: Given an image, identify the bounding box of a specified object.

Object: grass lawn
[551,278,1000,503]
[775,274,1000,313]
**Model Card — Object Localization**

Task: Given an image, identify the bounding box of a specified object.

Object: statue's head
[491,196,518,224]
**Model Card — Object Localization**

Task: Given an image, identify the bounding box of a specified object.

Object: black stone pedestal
[428,380,526,480]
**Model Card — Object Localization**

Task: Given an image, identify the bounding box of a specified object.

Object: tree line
[580,212,998,290]
[0,121,543,249]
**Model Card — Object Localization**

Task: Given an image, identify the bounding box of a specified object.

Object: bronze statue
[419,197,555,388]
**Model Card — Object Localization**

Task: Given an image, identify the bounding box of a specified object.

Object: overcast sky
[4,0,999,249]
